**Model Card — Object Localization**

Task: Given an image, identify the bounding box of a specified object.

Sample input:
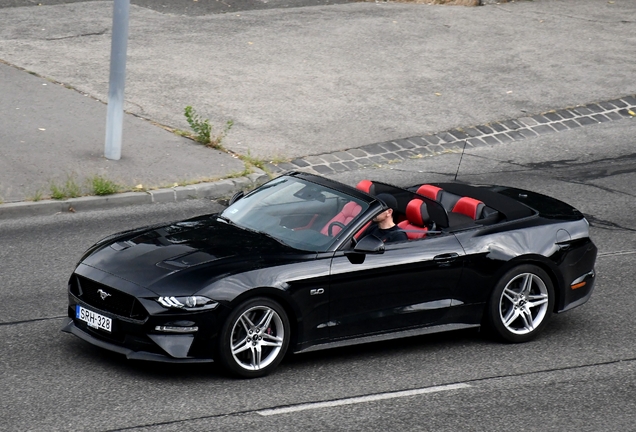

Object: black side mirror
[228,191,245,206]
[353,235,385,254]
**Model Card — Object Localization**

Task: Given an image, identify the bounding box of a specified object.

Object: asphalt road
[1,118,635,431]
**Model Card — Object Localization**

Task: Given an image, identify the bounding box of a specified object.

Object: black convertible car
[62,172,597,377]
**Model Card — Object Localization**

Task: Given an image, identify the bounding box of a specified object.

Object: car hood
[81,215,296,291]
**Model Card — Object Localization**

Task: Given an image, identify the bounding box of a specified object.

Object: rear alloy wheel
[218,297,290,378]
[487,265,554,343]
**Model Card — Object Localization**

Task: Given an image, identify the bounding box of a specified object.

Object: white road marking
[598,250,636,257]
[256,383,471,416]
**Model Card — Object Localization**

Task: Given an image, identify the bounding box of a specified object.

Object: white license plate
[76,305,112,333]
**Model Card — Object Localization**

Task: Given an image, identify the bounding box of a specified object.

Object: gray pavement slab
[0,61,244,203]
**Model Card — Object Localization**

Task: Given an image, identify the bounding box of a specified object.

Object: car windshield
[220,176,369,252]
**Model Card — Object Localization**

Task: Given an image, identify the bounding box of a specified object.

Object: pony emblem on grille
[97,289,112,301]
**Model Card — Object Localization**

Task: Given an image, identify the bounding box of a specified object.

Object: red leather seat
[356,180,397,197]
[320,202,362,236]
[452,196,485,220]
[416,184,443,200]
[356,179,375,194]
[397,199,429,239]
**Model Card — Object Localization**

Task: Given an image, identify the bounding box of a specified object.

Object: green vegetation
[50,184,65,200]
[239,150,268,172]
[46,174,121,199]
[226,168,254,179]
[235,151,288,177]
[184,106,234,149]
[89,175,120,196]
[29,190,43,202]
[50,175,82,200]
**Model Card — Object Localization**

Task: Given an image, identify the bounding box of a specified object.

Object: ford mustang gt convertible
[62,172,597,377]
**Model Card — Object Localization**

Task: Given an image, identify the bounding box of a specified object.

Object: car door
[327,233,465,340]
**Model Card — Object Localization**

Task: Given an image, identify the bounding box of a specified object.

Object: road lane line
[598,250,636,257]
[256,383,471,416]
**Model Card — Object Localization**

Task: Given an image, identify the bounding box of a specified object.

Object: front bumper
[63,270,225,363]
[61,318,213,363]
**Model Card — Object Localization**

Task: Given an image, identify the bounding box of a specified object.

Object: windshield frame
[220,174,373,252]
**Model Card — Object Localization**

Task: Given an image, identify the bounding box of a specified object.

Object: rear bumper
[555,238,598,313]
[556,269,595,313]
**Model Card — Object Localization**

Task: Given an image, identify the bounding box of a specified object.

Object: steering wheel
[328,221,346,237]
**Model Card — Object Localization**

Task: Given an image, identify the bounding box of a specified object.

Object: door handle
[433,253,459,265]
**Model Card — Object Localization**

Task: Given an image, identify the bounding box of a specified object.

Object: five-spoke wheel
[487,265,554,343]
[218,297,290,378]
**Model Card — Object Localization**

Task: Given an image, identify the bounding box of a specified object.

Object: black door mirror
[353,235,385,254]
[228,191,245,206]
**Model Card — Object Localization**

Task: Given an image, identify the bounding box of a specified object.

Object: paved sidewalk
[0,0,635,218]
[0,61,245,204]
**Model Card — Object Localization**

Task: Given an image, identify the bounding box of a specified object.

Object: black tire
[217,297,290,378]
[486,264,554,343]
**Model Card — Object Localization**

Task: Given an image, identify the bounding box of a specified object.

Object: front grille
[72,275,148,320]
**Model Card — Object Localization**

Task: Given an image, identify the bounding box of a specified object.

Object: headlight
[157,296,218,310]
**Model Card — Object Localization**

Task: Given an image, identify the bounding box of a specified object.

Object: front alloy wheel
[487,265,554,343]
[218,297,290,378]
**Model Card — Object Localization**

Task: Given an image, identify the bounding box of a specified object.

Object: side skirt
[293,323,480,354]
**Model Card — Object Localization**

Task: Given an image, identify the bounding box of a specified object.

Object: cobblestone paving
[265,95,636,175]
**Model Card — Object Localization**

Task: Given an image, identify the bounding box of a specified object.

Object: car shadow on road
[60,313,589,381]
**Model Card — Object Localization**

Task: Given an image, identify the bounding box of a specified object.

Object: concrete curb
[0,170,270,220]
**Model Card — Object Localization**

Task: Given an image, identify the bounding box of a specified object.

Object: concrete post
[104,0,130,161]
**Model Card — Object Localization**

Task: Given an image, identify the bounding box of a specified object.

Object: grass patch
[50,183,65,200]
[29,190,44,202]
[50,175,82,200]
[88,175,120,196]
[237,151,289,176]
[239,151,268,171]
[226,164,256,179]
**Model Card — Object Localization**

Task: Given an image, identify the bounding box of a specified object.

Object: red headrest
[356,180,374,194]
[452,197,484,219]
[416,184,442,201]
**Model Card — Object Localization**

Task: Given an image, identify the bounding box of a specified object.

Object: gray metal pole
[104,0,130,161]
